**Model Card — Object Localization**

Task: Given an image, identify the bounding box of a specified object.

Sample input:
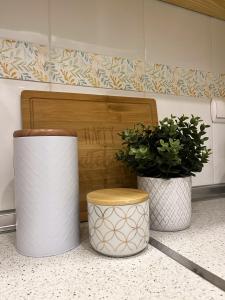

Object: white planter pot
[137,176,192,232]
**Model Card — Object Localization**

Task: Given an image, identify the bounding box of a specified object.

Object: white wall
[0,0,225,210]
[50,0,145,58]
[144,0,211,70]
[143,0,225,186]
[0,0,49,210]
[0,0,49,44]
[0,80,50,210]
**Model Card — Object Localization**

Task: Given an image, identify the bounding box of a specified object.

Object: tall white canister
[13,129,79,257]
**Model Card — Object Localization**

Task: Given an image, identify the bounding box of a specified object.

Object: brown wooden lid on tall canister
[87,188,149,206]
[13,129,77,138]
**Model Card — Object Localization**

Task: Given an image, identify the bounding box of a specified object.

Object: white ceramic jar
[87,188,149,257]
[138,176,192,232]
[14,129,80,257]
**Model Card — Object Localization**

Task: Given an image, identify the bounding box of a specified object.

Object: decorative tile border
[0,39,49,82]
[144,64,211,98]
[110,57,144,91]
[50,47,112,88]
[0,38,224,98]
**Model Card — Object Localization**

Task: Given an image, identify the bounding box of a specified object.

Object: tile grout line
[149,237,225,293]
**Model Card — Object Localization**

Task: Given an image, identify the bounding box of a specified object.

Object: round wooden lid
[13,129,77,138]
[87,188,149,206]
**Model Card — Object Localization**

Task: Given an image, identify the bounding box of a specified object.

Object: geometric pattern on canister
[88,201,149,257]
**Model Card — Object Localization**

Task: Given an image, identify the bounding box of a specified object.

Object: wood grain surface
[21,91,158,221]
[13,128,77,137]
[87,188,149,206]
[161,0,225,21]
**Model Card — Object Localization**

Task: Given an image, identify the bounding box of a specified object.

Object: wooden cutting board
[21,91,158,221]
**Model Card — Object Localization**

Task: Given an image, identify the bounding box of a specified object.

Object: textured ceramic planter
[87,188,149,257]
[14,129,80,257]
[137,176,192,232]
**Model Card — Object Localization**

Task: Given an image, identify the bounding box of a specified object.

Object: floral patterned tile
[218,74,225,97]
[0,38,224,99]
[207,72,225,98]
[144,63,210,98]
[110,57,144,92]
[0,39,49,82]
[144,64,174,95]
[50,47,112,88]
[207,72,220,97]
[175,67,209,98]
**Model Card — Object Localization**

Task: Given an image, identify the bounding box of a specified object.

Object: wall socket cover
[211,97,225,123]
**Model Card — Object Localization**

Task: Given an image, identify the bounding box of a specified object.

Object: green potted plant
[116,115,211,231]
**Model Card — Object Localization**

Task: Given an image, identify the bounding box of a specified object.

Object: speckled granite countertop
[152,198,225,281]
[0,220,224,300]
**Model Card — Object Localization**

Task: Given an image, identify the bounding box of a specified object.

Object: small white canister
[87,188,149,257]
[14,129,80,257]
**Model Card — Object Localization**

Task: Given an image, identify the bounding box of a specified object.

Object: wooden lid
[87,188,149,206]
[13,129,77,138]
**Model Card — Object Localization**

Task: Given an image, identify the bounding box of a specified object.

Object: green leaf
[115,115,211,178]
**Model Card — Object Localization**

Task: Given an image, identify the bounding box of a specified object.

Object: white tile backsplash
[0,79,50,210]
[49,0,145,58]
[144,0,212,71]
[145,93,214,186]
[211,18,225,74]
[0,0,225,212]
[0,0,49,44]
[212,123,225,184]
[50,82,146,98]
